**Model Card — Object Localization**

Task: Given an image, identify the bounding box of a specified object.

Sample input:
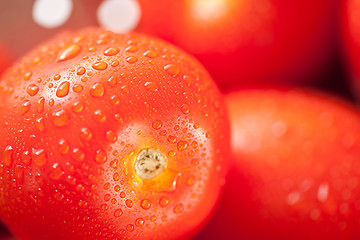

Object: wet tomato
[137,0,338,89]
[0,28,229,240]
[196,89,360,240]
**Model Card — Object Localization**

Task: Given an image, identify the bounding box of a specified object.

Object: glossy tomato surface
[137,0,338,89]
[195,89,360,240]
[0,28,229,240]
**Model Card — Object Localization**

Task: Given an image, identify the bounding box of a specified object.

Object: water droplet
[21,100,31,115]
[126,56,137,63]
[111,60,119,67]
[90,82,105,97]
[121,85,129,93]
[177,141,188,151]
[56,81,70,97]
[95,149,107,163]
[27,84,39,96]
[143,50,158,58]
[32,149,47,167]
[57,44,82,62]
[37,97,45,113]
[140,199,151,210]
[110,95,120,105]
[181,104,190,114]
[113,173,120,181]
[72,148,85,161]
[22,150,32,165]
[106,130,117,143]
[144,82,158,91]
[93,109,107,123]
[59,139,69,154]
[159,197,169,207]
[54,74,61,80]
[152,120,162,130]
[54,192,64,201]
[126,46,138,53]
[120,191,126,198]
[107,76,117,86]
[49,163,64,180]
[126,224,134,232]
[135,218,145,227]
[35,117,45,132]
[80,128,93,141]
[77,66,86,75]
[167,135,177,144]
[73,84,83,93]
[187,176,195,186]
[125,199,133,208]
[51,109,70,127]
[72,101,84,113]
[3,146,13,167]
[173,203,184,214]
[92,61,108,71]
[24,71,32,80]
[164,64,180,77]
[104,47,120,56]
[114,209,123,217]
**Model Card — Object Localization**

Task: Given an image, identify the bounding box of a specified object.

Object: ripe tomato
[136,0,338,89]
[195,89,360,239]
[0,28,229,239]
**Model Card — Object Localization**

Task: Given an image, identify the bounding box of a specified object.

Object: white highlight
[317,183,329,202]
[97,0,141,33]
[32,0,73,28]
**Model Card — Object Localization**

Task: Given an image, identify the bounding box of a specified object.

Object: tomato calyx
[135,148,167,180]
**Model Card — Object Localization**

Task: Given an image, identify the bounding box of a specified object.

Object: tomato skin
[195,89,360,240]
[137,0,338,89]
[0,28,229,240]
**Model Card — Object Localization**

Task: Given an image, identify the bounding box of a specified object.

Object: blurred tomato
[137,0,339,89]
[195,89,360,240]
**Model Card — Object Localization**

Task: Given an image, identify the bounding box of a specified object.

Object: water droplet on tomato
[114,209,123,217]
[125,46,138,52]
[58,139,69,154]
[126,56,137,63]
[125,199,133,208]
[73,84,83,93]
[49,163,64,180]
[56,81,70,97]
[177,141,188,151]
[37,97,45,113]
[164,64,180,77]
[173,203,184,214]
[181,104,190,114]
[77,66,86,75]
[90,82,105,97]
[107,76,117,86]
[72,101,84,113]
[135,218,145,227]
[57,44,82,62]
[54,74,61,80]
[110,95,120,105]
[35,117,45,131]
[104,47,120,56]
[93,109,107,123]
[167,135,177,144]
[27,84,40,96]
[80,128,93,141]
[3,146,13,167]
[144,82,158,91]
[106,130,117,143]
[72,148,85,161]
[21,100,31,115]
[140,199,151,210]
[159,197,169,207]
[92,61,108,70]
[95,149,107,163]
[24,71,32,80]
[143,50,158,58]
[51,109,70,127]
[22,150,32,165]
[32,149,47,167]
[152,120,162,130]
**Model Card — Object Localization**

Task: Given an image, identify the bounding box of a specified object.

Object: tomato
[195,89,360,240]
[0,28,229,239]
[136,0,338,89]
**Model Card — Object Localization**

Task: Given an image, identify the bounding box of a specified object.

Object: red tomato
[0,28,229,239]
[195,89,360,240]
[137,0,338,89]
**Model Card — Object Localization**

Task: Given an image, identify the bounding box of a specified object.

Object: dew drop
[32,149,47,167]
[159,197,169,207]
[164,64,180,77]
[110,95,120,105]
[77,67,86,75]
[73,84,83,93]
[140,199,151,210]
[125,46,138,52]
[144,82,158,91]
[126,224,134,232]
[181,104,190,114]
[37,97,45,113]
[126,56,137,63]
[95,149,107,163]
[24,71,32,80]
[51,109,70,127]
[35,117,45,131]
[143,50,158,58]
[114,209,123,217]
[152,120,162,130]
[3,146,13,167]
[135,218,145,227]
[54,192,64,201]
[54,74,61,80]
[22,150,32,165]
[106,130,117,143]
[57,43,82,62]
[167,135,177,144]
[93,109,107,123]
[27,84,40,96]
[104,47,120,56]
[72,148,85,161]
[107,76,117,86]
[111,60,119,67]
[56,81,70,97]
[177,141,188,151]
[80,128,93,141]
[90,82,105,97]
[59,139,70,154]
[72,101,84,113]
[21,100,31,115]
[125,199,133,208]
[173,203,184,214]
[92,61,108,71]
[49,163,64,180]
